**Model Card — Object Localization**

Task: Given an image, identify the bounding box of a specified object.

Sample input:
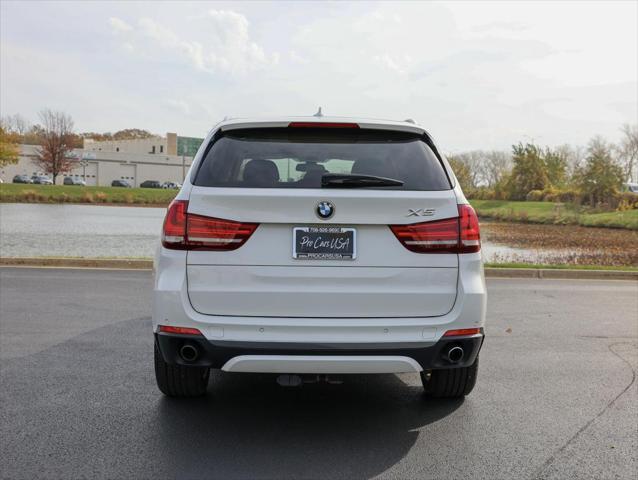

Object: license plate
[293,227,356,260]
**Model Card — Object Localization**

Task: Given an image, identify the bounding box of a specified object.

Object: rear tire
[421,356,479,398]
[154,342,210,397]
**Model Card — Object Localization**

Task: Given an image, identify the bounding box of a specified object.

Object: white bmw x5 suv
[153,117,486,398]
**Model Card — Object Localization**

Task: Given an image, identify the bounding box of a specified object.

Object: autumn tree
[3,114,30,136]
[448,151,484,188]
[481,150,512,188]
[544,147,568,186]
[575,137,624,206]
[0,122,20,167]
[617,124,638,182]
[79,128,155,141]
[447,155,475,193]
[34,109,76,183]
[507,143,550,199]
[554,144,585,182]
[112,128,154,140]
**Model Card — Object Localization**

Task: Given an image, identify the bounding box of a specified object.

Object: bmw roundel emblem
[316,201,335,219]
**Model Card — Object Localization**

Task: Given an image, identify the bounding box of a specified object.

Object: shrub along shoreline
[472,199,638,230]
[0,183,176,206]
[1,183,636,230]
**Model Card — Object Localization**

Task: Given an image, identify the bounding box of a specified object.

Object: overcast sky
[1,1,636,151]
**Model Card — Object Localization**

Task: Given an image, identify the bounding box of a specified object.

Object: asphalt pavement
[0,267,636,480]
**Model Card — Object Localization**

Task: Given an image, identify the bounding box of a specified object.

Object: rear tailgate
[185,126,459,318]
[186,188,458,317]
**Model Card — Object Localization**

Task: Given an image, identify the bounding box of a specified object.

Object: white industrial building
[1,133,204,187]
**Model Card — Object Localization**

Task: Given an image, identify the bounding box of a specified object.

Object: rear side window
[194,128,451,190]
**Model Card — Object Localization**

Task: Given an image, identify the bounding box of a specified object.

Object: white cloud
[373,53,413,75]
[110,10,278,75]
[108,17,132,34]
[1,1,635,149]
[289,50,308,65]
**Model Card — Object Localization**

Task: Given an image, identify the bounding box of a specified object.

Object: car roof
[214,116,428,136]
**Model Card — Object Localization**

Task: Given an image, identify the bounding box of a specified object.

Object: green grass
[578,210,638,229]
[471,199,638,230]
[0,183,177,206]
[484,262,638,271]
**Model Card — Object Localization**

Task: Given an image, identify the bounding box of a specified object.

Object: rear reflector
[158,325,202,335]
[389,204,481,254]
[443,328,483,337]
[162,200,258,251]
[288,122,359,129]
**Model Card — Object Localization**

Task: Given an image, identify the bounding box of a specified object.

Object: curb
[1,257,636,280]
[484,267,638,280]
[0,257,153,270]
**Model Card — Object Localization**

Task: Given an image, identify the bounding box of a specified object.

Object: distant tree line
[448,125,638,210]
[1,110,158,182]
[1,113,156,150]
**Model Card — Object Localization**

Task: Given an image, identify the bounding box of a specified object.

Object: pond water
[0,204,163,258]
[1,204,635,266]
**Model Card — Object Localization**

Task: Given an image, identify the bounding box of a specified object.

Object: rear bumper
[155,332,485,373]
[153,249,487,346]
[153,247,486,373]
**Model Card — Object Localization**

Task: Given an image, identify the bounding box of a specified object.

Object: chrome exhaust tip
[447,346,464,363]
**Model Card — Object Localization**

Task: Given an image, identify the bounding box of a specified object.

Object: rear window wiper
[321,173,404,188]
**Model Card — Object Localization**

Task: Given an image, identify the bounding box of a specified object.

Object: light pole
[79,159,89,182]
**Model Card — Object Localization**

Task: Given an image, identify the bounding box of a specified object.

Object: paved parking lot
[1,267,636,479]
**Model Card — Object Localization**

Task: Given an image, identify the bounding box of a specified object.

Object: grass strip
[471,199,638,230]
[485,262,638,271]
[0,183,176,206]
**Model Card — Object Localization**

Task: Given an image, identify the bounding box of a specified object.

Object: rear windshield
[193,128,451,190]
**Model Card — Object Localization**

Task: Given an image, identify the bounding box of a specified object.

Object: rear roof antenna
[313,107,323,117]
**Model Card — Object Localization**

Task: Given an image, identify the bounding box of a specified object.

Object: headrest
[243,159,279,187]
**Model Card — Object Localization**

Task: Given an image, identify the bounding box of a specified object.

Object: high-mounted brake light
[389,204,480,254]
[288,122,360,129]
[161,200,259,251]
[158,325,203,335]
[443,328,483,337]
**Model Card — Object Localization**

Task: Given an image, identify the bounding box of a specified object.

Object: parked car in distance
[63,177,86,186]
[623,182,638,194]
[31,175,53,185]
[162,181,182,189]
[153,116,486,399]
[140,180,162,188]
[111,179,132,188]
[13,174,32,184]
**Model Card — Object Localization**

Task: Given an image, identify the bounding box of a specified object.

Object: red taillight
[288,122,360,129]
[390,217,459,253]
[389,204,481,254]
[158,325,202,335]
[458,204,481,253]
[162,200,188,248]
[162,200,258,251]
[187,214,258,250]
[443,328,483,337]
